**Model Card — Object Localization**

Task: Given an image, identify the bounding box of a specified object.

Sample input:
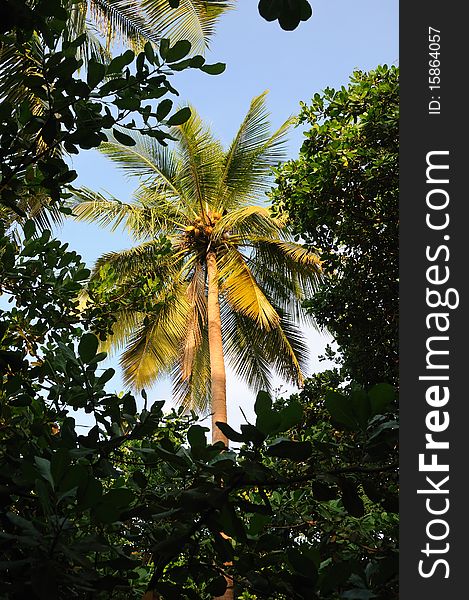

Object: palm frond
[0,33,44,106]
[65,2,111,65]
[218,248,280,330]
[245,238,322,326]
[72,187,183,239]
[172,108,224,216]
[219,91,293,208]
[251,238,322,294]
[120,280,191,388]
[221,301,308,390]
[263,310,309,386]
[171,323,211,412]
[89,0,232,55]
[91,238,175,280]
[90,0,159,50]
[141,0,234,55]
[98,309,144,354]
[180,261,207,379]
[100,131,180,188]
[221,300,272,393]
[213,204,283,242]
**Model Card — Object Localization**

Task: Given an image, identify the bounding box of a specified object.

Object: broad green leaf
[166,107,191,126]
[87,59,106,88]
[78,333,99,363]
[23,220,35,240]
[300,0,313,21]
[144,41,155,64]
[159,38,170,60]
[339,478,365,517]
[240,424,266,445]
[258,0,281,21]
[156,98,173,121]
[311,480,338,501]
[77,475,103,510]
[255,391,283,434]
[350,389,371,429]
[200,62,226,75]
[190,55,205,68]
[93,488,134,523]
[266,440,312,460]
[187,424,208,451]
[34,457,54,489]
[35,478,52,514]
[325,391,359,430]
[123,395,137,416]
[206,576,227,596]
[98,368,115,385]
[107,50,134,74]
[216,503,246,540]
[215,422,245,443]
[88,352,107,365]
[287,548,319,580]
[320,562,353,594]
[369,383,396,415]
[113,128,137,146]
[279,400,304,431]
[166,40,192,63]
[254,390,272,418]
[58,464,88,493]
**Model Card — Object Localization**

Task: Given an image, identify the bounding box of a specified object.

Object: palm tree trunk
[206,250,228,447]
[207,251,234,599]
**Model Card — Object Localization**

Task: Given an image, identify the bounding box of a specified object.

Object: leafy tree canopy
[271,65,399,387]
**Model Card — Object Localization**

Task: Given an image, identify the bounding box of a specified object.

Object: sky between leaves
[59,0,399,430]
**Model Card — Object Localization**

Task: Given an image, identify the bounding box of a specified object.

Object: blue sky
[60,0,399,430]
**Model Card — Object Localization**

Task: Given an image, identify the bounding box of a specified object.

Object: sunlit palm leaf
[141,0,234,54]
[263,311,308,386]
[219,91,293,208]
[181,262,206,379]
[89,0,233,54]
[171,324,211,412]
[218,248,280,330]
[92,239,175,279]
[120,280,190,387]
[172,110,224,216]
[251,238,322,298]
[221,300,272,392]
[72,187,182,239]
[90,0,160,49]
[99,309,144,354]
[213,205,282,242]
[100,131,179,185]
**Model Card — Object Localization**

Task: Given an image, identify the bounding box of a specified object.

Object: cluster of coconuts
[184,210,223,239]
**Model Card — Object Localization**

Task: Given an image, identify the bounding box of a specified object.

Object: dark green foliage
[0,224,397,598]
[272,65,399,387]
[271,372,399,599]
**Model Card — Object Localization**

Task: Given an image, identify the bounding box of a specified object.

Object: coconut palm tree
[73,92,322,446]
